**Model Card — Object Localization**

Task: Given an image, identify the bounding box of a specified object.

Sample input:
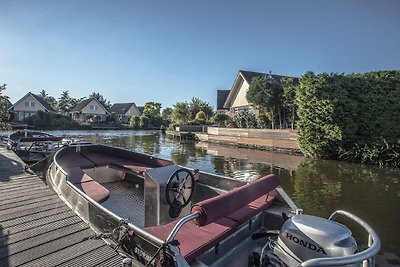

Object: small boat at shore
[6,130,67,162]
[46,142,381,267]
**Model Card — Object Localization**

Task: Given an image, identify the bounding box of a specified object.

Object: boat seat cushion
[191,174,279,226]
[111,160,153,175]
[68,167,93,184]
[226,193,276,224]
[74,180,110,204]
[58,152,95,171]
[145,218,237,263]
[81,151,123,167]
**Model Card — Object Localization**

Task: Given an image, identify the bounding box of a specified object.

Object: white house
[8,92,55,121]
[70,98,109,122]
[223,70,290,116]
[108,103,141,123]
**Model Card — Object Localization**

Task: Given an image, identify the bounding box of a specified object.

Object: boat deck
[101,181,145,227]
[0,145,123,267]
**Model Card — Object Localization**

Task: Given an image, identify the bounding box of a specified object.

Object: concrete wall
[177,125,208,132]
[198,127,300,152]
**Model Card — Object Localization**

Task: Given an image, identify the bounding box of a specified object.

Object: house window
[90,105,98,111]
[24,101,35,107]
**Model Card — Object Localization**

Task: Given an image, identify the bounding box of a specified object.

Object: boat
[6,130,67,162]
[46,142,381,267]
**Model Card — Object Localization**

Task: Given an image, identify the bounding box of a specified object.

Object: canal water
[6,129,400,266]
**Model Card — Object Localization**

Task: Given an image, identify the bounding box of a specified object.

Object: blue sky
[1,0,399,108]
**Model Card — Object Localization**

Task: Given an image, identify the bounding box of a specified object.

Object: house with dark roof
[8,92,55,121]
[108,103,141,123]
[223,70,294,116]
[216,90,230,114]
[137,106,144,115]
[70,98,109,122]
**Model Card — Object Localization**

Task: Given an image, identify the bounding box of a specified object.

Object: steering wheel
[166,168,196,209]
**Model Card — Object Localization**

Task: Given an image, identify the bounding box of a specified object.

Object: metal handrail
[300,210,381,267]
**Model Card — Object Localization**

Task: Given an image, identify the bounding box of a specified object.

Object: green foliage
[139,115,150,129]
[143,102,162,117]
[246,75,283,129]
[189,98,213,120]
[296,70,400,166]
[58,91,79,113]
[172,102,190,124]
[130,115,140,130]
[22,110,88,130]
[257,112,270,129]
[89,91,111,109]
[0,83,11,130]
[195,111,207,121]
[39,90,58,111]
[282,77,297,129]
[210,113,230,125]
[143,102,162,128]
[162,107,173,125]
[230,111,257,128]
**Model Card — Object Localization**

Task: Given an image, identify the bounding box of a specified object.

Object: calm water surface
[6,130,399,265]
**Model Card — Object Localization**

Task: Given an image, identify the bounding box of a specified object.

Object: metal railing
[301,210,381,267]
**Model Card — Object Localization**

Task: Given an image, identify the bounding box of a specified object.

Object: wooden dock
[0,145,122,267]
[166,131,198,141]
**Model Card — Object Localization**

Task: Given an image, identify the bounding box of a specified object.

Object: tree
[58,91,72,113]
[139,115,150,129]
[89,91,111,109]
[162,107,173,125]
[143,102,162,128]
[130,115,140,130]
[189,98,213,120]
[210,113,230,126]
[282,77,297,129]
[39,89,58,110]
[143,102,162,118]
[172,102,190,124]
[246,75,282,129]
[0,84,10,130]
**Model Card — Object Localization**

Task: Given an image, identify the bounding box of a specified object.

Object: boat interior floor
[101,180,145,228]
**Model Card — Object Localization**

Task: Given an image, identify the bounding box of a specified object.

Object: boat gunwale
[51,144,165,246]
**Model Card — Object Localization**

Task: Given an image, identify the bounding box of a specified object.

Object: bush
[23,110,87,130]
[139,115,150,129]
[130,115,140,130]
[296,70,400,166]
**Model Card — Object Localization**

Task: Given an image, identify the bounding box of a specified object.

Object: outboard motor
[273,214,359,267]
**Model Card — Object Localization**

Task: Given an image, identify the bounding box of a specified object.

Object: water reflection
[10,129,399,262]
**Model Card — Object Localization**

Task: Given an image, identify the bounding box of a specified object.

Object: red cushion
[111,160,152,174]
[74,181,110,204]
[68,167,93,184]
[226,193,275,223]
[58,152,95,171]
[191,174,279,226]
[81,151,122,166]
[145,218,237,263]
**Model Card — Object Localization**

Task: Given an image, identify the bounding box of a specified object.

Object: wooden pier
[0,145,122,266]
[166,131,198,141]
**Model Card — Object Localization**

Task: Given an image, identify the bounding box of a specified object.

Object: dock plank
[0,145,122,267]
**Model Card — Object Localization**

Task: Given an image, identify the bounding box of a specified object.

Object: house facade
[8,92,55,121]
[223,70,290,117]
[70,98,109,122]
[108,103,141,123]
